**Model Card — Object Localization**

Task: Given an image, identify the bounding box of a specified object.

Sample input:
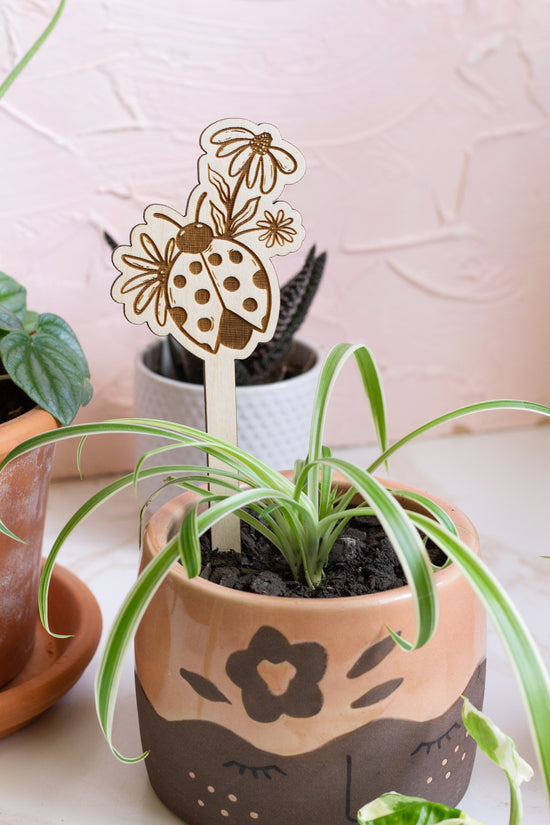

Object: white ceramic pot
[133,339,323,507]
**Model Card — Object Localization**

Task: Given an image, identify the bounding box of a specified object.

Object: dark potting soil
[0,376,35,424]
[199,516,447,598]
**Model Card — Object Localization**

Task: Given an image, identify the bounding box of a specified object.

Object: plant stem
[224,167,249,236]
[0,0,67,100]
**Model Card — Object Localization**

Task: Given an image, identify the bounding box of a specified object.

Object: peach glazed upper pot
[0,407,57,687]
[134,479,486,825]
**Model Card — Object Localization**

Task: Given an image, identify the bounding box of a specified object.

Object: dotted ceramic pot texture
[134,480,487,825]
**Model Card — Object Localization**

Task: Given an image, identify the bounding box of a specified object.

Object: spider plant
[0,342,549,818]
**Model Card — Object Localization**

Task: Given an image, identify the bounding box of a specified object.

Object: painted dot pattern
[187,771,260,821]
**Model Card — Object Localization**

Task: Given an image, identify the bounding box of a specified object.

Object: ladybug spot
[173,274,187,288]
[208,253,222,266]
[229,250,243,264]
[169,306,188,328]
[197,317,213,332]
[223,277,240,292]
[252,270,269,290]
[243,298,258,312]
[189,261,202,275]
[195,289,210,305]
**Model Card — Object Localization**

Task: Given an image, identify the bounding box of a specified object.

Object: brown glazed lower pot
[0,407,57,687]
[135,479,486,825]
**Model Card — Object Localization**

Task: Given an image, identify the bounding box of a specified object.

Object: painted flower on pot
[225,626,327,723]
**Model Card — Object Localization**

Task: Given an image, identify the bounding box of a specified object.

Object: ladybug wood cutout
[111,119,306,363]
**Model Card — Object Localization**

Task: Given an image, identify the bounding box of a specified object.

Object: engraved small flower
[226,626,327,723]
[256,209,297,248]
[210,126,298,194]
[115,233,178,328]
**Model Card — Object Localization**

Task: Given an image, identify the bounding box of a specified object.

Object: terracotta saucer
[0,562,102,738]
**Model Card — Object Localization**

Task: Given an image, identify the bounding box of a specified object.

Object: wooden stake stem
[204,354,241,554]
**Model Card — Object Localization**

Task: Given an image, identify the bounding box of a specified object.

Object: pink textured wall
[2,1,550,476]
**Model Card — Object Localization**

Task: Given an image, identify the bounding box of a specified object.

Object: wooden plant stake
[111,118,306,553]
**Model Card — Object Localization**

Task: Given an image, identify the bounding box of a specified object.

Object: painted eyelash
[410,722,462,756]
[222,761,287,780]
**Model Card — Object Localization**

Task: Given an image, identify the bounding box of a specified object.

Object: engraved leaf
[231,197,260,233]
[208,166,231,204]
[180,667,231,704]
[210,202,226,236]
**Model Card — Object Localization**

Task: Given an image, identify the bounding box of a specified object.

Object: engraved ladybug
[166,194,272,355]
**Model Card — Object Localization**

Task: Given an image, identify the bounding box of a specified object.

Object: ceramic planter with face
[0,408,57,687]
[134,481,486,825]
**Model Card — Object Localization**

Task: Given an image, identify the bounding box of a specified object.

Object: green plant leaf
[0,0,67,99]
[314,456,437,647]
[37,313,91,376]
[368,400,550,473]
[0,329,89,424]
[0,305,24,334]
[410,512,550,812]
[0,272,26,322]
[461,698,533,825]
[23,310,40,332]
[357,792,477,824]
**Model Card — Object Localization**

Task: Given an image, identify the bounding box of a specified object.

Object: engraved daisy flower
[116,233,178,328]
[256,209,297,248]
[210,126,298,194]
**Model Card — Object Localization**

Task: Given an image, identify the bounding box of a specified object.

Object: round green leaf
[0,305,24,334]
[0,272,26,322]
[37,313,91,377]
[0,329,88,424]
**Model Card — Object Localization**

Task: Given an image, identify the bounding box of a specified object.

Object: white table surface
[0,426,549,824]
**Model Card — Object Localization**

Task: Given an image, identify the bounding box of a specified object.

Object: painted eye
[411,722,462,756]
[222,761,286,780]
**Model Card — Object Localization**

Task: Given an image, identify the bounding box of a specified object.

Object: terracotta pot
[134,480,486,824]
[133,339,323,508]
[0,407,57,687]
